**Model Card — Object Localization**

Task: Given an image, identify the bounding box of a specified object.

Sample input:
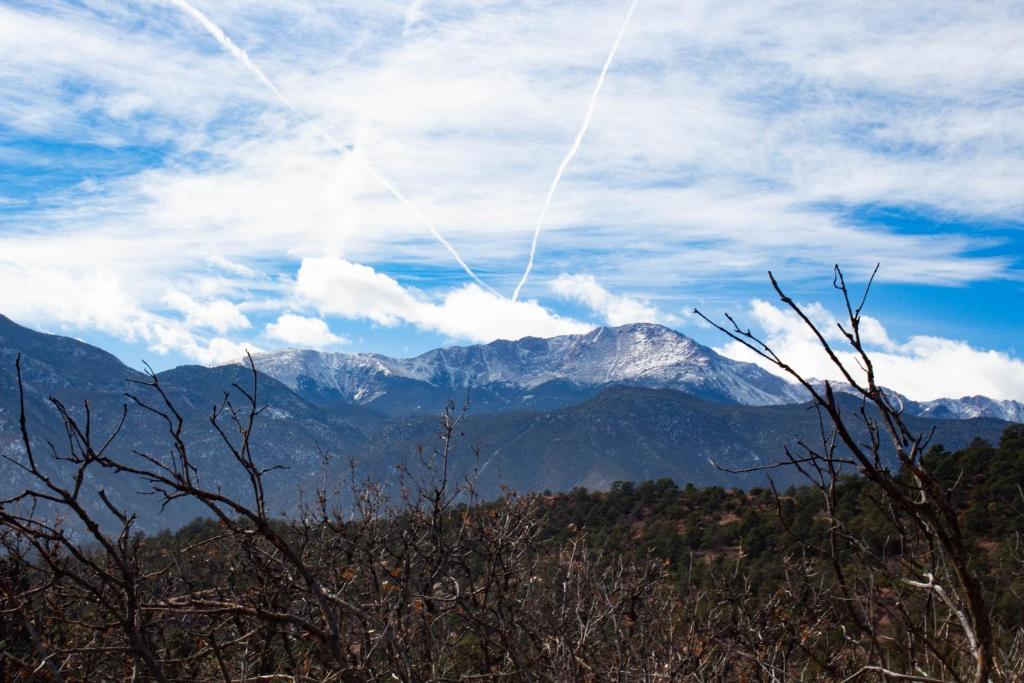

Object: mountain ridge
[240,323,807,410]
[237,322,1024,422]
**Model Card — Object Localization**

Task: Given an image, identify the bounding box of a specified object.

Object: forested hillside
[3,422,1022,681]
[539,428,1024,627]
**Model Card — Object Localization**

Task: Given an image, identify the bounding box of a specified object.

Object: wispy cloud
[163,0,497,293]
[0,0,1021,396]
[163,0,303,118]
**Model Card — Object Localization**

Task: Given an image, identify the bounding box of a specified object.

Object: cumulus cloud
[185,336,263,366]
[265,313,348,349]
[549,273,677,326]
[427,285,593,341]
[163,290,251,334]
[295,259,421,326]
[148,320,261,365]
[716,299,1024,401]
[0,260,261,366]
[295,257,591,342]
[0,266,141,338]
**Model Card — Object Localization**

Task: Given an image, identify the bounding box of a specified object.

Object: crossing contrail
[511,0,640,301]
[164,0,497,294]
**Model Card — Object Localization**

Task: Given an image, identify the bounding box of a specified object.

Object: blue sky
[1,0,1022,401]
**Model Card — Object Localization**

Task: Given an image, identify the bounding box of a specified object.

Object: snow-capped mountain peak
[240,323,804,408]
[236,324,1022,422]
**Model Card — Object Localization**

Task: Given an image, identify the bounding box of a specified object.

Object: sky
[1,0,1022,402]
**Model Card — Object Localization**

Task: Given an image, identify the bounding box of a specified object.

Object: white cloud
[295,258,420,326]
[0,261,260,366]
[427,284,593,342]
[265,313,347,349]
[402,0,429,34]
[716,299,1024,401]
[0,265,152,340]
[207,255,258,279]
[295,257,591,342]
[148,321,261,365]
[163,290,251,334]
[1,0,1018,296]
[188,337,263,366]
[549,273,676,326]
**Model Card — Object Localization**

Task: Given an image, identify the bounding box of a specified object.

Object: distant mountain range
[0,314,1018,529]
[242,323,1024,422]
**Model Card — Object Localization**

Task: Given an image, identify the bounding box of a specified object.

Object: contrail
[164,0,497,294]
[165,0,300,118]
[370,170,499,295]
[511,0,640,301]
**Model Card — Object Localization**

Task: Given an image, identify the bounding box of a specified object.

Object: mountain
[355,386,1012,495]
[242,323,1024,423]
[243,323,807,414]
[0,313,1018,530]
[913,396,1023,422]
[0,314,376,530]
[813,380,1024,423]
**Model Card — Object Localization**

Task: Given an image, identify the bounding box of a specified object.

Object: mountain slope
[915,396,1023,422]
[0,315,374,530]
[355,386,1013,495]
[815,380,1024,423]
[245,323,806,413]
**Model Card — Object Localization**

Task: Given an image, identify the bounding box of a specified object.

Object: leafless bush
[0,355,700,681]
[697,265,1002,683]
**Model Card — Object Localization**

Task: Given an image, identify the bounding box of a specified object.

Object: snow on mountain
[241,349,398,404]
[241,324,1024,421]
[808,380,1024,423]
[243,324,808,408]
[914,396,1023,422]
